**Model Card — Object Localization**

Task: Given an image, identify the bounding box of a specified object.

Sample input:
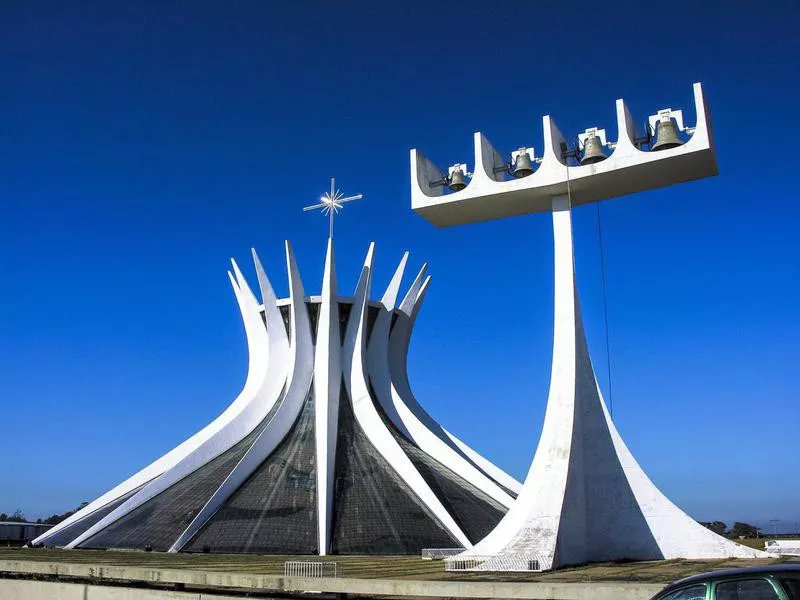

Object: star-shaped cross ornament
[303,178,364,240]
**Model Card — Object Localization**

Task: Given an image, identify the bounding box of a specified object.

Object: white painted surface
[252,247,290,372]
[467,196,577,563]
[366,252,412,438]
[313,238,342,555]
[466,197,766,567]
[412,83,716,227]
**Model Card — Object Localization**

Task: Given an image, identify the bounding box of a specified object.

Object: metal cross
[303,177,364,240]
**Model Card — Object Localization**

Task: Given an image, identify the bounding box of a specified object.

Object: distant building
[0,522,52,545]
[765,540,800,557]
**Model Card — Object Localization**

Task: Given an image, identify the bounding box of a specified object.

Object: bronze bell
[448,168,467,191]
[512,150,534,178]
[651,119,683,151]
[580,134,608,165]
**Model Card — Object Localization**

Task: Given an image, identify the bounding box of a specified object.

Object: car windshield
[779,578,800,600]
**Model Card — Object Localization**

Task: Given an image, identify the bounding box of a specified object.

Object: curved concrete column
[366,251,411,439]
[465,197,578,564]
[34,258,284,547]
[313,239,342,555]
[343,244,471,549]
[252,247,290,368]
[386,268,522,496]
[168,242,314,553]
[367,256,516,508]
[401,277,520,494]
[64,247,295,550]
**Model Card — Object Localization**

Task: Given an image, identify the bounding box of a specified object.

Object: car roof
[661,564,800,593]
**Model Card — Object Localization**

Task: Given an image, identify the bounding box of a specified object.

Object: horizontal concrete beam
[411,83,716,227]
[0,578,240,600]
[0,558,664,600]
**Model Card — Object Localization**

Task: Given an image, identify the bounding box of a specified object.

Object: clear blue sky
[1,1,798,530]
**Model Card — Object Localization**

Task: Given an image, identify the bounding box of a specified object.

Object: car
[650,565,800,600]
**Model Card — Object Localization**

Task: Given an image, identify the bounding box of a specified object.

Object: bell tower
[410,82,766,570]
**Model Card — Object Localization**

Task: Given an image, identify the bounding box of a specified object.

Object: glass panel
[279,304,291,337]
[384,312,518,500]
[367,380,506,544]
[307,302,320,344]
[338,302,352,344]
[330,385,458,554]
[366,305,380,340]
[184,386,317,554]
[79,419,269,552]
[717,580,780,600]
[40,484,146,548]
[393,433,506,544]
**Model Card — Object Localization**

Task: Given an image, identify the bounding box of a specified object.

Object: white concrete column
[464,196,766,569]
[64,255,282,550]
[369,257,517,509]
[342,244,471,549]
[466,196,577,565]
[34,254,282,547]
[167,242,314,553]
[313,239,342,555]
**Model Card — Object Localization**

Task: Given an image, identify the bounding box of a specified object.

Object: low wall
[0,579,240,600]
[0,558,665,600]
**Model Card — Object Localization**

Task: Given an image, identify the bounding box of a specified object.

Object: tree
[730,522,761,538]
[3,509,28,523]
[699,521,728,536]
[42,502,90,526]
